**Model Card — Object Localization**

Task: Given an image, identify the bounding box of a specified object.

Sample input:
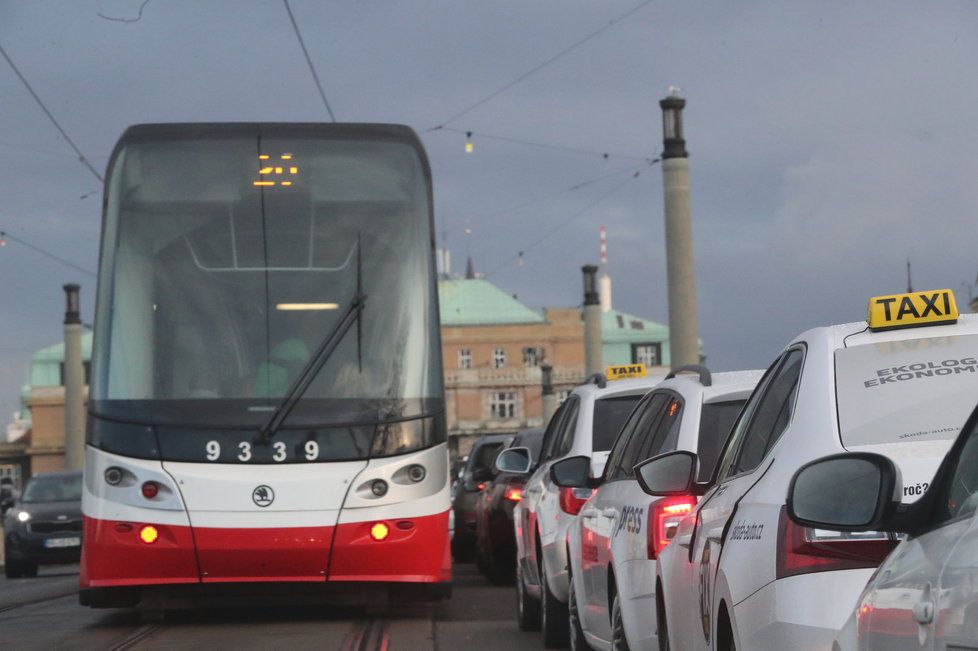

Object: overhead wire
[0,42,104,182]
[430,0,655,129]
[484,160,658,278]
[428,126,653,162]
[0,229,97,278]
[283,0,337,122]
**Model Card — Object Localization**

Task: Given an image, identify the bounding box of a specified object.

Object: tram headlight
[407,464,426,483]
[104,467,124,486]
[370,480,388,497]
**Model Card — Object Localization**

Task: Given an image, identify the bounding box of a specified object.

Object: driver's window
[946,418,978,520]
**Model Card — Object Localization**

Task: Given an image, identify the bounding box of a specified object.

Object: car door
[537,397,581,576]
[585,394,669,637]
[520,401,568,587]
[857,416,978,650]
[679,348,804,650]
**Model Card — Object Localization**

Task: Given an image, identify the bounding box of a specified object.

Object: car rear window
[592,395,643,451]
[472,442,504,472]
[835,333,978,448]
[695,400,746,481]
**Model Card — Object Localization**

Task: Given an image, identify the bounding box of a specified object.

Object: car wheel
[611,592,631,651]
[568,575,589,651]
[4,561,23,579]
[516,562,541,631]
[656,586,671,651]
[541,565,570,648]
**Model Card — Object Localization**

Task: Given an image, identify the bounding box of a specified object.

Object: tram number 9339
[204,440,320,462]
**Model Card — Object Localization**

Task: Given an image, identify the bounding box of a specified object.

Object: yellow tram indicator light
[280,154,293,160]
[139,525,159,544]
[259,154,270,160]
[253,181,275,187]
[369,522,390,541]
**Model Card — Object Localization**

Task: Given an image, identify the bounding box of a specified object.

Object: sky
[1,1,977,424]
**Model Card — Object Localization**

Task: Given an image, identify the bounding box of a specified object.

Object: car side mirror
[550,456,596,489]
[635,451,697,496]
[787,453,902,531]
[496,447,532,475]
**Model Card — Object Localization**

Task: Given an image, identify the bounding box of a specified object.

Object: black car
[3,471,83,578]
[474,428,545,584]
[451,433,512,560]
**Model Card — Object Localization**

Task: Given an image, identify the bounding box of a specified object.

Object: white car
[786,402,978,651]
[554,367,762,651]
[498,371,664,647]
[649,289,978,651]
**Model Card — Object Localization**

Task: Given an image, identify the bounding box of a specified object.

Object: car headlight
[16,510,30,522]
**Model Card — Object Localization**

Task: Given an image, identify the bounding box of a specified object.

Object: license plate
[44,537,80,548]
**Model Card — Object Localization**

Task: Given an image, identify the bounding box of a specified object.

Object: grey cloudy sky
[2,1,977,423]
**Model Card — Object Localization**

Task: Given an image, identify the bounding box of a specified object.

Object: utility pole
[659,88,700,367]
[63,284,85,471]
[582,265,602,377]
[540,363,556,425]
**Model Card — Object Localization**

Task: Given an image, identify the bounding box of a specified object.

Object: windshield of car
[21,475,82,503]
[835,334,978,451]
[592,395,644,451]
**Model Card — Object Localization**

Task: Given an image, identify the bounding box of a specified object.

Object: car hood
[9,499,82,522]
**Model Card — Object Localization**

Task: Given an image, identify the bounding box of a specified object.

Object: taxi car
[786,400,978,650]
[3,470,84,578]
[553,366,761,651]
[497,367,664,647]
[646,289,978,651]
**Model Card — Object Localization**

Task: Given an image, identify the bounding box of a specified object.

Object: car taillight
[559,487,592,515]
[776,507,897,579]
[648,496,695,558]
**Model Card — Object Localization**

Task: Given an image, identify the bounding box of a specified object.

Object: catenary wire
[283,0,337,122]
[0,42,104,182]
[431,0,655,128]
[0,229,97,278]
[428,126,653,162]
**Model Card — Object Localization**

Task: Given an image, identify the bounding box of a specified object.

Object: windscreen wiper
[257,239,366,443]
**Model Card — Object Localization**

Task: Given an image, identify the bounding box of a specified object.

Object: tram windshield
[91,125,442,437]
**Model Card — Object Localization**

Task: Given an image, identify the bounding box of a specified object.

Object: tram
[79,123,451,608]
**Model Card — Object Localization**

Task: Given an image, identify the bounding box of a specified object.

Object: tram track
[341,618,390,651]
[108,623,165,651]
[0,590,76,615]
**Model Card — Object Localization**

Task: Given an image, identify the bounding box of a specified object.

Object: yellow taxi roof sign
[606,363,647,381]
[867,289,958,331]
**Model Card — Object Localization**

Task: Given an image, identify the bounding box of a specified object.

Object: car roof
[29,470,83,480]
[471,433,513,449]
[571,374,667,400]
[791,313,978,352]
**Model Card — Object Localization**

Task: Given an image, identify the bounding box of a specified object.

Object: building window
[489,391,517,419]
[492,348,507,368]
[632,343,661,367]
[522,346,543,367]
[458,348,472,369]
